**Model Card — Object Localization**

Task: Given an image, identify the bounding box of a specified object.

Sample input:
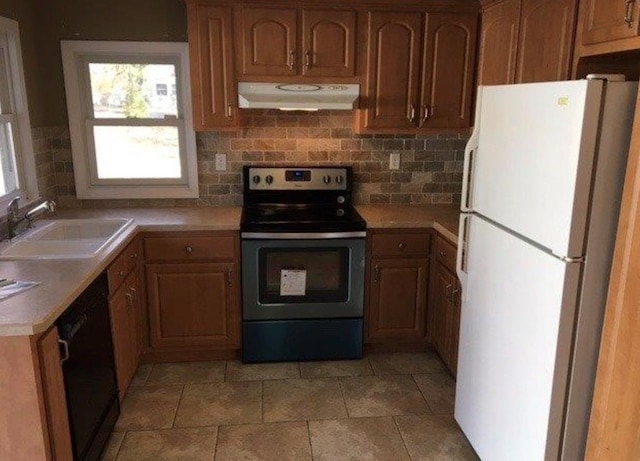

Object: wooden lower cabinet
[38,327,73,461]
[367,258,430,341]
[146,263,240,349]
[430,260,461,376]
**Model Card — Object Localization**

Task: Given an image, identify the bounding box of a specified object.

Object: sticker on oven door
[280,269,307,296]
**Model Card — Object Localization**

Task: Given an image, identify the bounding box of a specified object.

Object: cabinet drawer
[144,235,236,262]
[435,235,457,272]
[371,233,431,258]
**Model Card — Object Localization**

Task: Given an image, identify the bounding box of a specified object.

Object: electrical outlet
[389,153,401,170]
[215,153,227,171]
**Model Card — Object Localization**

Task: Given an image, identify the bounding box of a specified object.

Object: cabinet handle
[130,252,138,260]
[407,104,417,122]
[439,251,446,258]
[58,339,70,365]
[398,242,407,250]
[129,287,137,303]
[125,292,133,306]
[227,269,233,287]
[288,50,296,70]
[445,283,454,303]
[118,270,125,278]
[374,265,380,283]
[185,246,193,254]
[625,0,635,27]
[304,50,312,70]
[421,105,431,124]
[451,287,460,301]
[226,104,233,120]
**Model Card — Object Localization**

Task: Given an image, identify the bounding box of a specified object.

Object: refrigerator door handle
[461,88,482,212]
[457,214,470,290]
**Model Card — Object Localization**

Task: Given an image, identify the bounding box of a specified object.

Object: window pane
[0,122,18,195]
[93,126,181,179]
[89,63,178,119]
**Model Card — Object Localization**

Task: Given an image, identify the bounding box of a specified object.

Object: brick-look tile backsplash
[35,110,467,209]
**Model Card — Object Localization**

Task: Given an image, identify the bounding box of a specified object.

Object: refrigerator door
[464,80,604,258]
[455,215,581,461]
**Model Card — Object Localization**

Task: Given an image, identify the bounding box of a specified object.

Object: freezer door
[455,215,581,461]
[465,80,603,258]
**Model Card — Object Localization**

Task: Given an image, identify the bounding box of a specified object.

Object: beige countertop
[0,205,459,337]
[356,204,460,243]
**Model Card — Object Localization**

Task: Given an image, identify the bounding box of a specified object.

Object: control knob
[323,175,332,184]
[265,175,274,185]
[252,175,261,184]
[335,175,344,184]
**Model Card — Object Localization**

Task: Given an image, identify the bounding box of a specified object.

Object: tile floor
[100,352,479,461]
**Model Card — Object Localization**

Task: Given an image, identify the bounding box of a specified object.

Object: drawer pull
[625,0,635,27]
[227,269,233,287]
[130,253,138,259]
[398,243,407,250]
[374,265,380,283]
[185,246,194,254]
[439,251,446,258]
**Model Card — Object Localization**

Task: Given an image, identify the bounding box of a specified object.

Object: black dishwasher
[57,273,119,461]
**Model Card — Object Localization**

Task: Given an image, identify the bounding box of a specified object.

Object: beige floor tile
[174,381,262,427]
[369,352,446,375]
[115,427,217,461]
[130,364,153,387]
[299,359,373,378]
[413,372,456,414]
[263,378,347,422]
[309,417,410,461]
[395,414,480,461]
[225,360,300,381]
[115,385,183,431]
[99,431,125,461]
[340,375,429,417]
[215,421,312,461]
[146,361,226,385]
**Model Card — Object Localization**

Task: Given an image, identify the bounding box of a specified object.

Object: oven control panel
[247,167,349,191]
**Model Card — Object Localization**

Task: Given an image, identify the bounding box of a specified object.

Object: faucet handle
[7,196,21,215]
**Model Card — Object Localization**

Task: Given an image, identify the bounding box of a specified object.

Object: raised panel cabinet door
[363,11,423,130]
[516,0,577,83]
[477,0,520,85]
[367,258,429,341]
[109,285,134,398]
[420,13,478,129]
[430,262,456,363]
[301,9,357,77]
[146,263,240,348]
[38,327,73,461]
[239,7,298,76]
[188,5,237,130]
[582,0,640,45]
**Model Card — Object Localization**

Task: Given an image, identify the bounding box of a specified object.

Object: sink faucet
[6,197,57,239]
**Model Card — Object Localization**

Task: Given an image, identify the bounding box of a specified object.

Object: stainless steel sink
[0,218,133,260]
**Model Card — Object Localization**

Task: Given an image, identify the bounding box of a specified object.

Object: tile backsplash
[34,110,467,209]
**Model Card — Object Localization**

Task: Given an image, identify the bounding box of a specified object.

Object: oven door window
[258,247,349,304]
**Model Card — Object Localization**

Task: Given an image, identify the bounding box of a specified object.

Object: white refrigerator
[455,77,638,461]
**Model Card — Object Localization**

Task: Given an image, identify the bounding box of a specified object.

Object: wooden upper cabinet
[420,13,478,129]
[187,5,237,130]
[478,0,519,85]
[581,0,640,45]
[238,7,298,76]
[301,10,356,77]
[516,0,577,83]
[363,12,423,130]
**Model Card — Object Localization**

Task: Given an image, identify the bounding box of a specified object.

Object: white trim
[0,16,39,211]
[61,40,199,200]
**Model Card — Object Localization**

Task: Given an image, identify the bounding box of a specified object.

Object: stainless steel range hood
[238,82,360,111]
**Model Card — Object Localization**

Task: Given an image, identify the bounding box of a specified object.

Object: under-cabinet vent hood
[238,82,360,111]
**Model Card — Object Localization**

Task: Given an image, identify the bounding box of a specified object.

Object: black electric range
[240,166,367,363]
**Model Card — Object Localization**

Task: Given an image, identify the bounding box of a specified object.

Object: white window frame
[0,16,39,212]
[61,41,199,199]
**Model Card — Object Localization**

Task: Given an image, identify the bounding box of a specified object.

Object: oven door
[242,238,366,320]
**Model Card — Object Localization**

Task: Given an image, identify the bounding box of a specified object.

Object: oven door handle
[241,231,367,240]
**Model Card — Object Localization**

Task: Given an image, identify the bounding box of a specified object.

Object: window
[0,17,38,210]
[61,41,198,199]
